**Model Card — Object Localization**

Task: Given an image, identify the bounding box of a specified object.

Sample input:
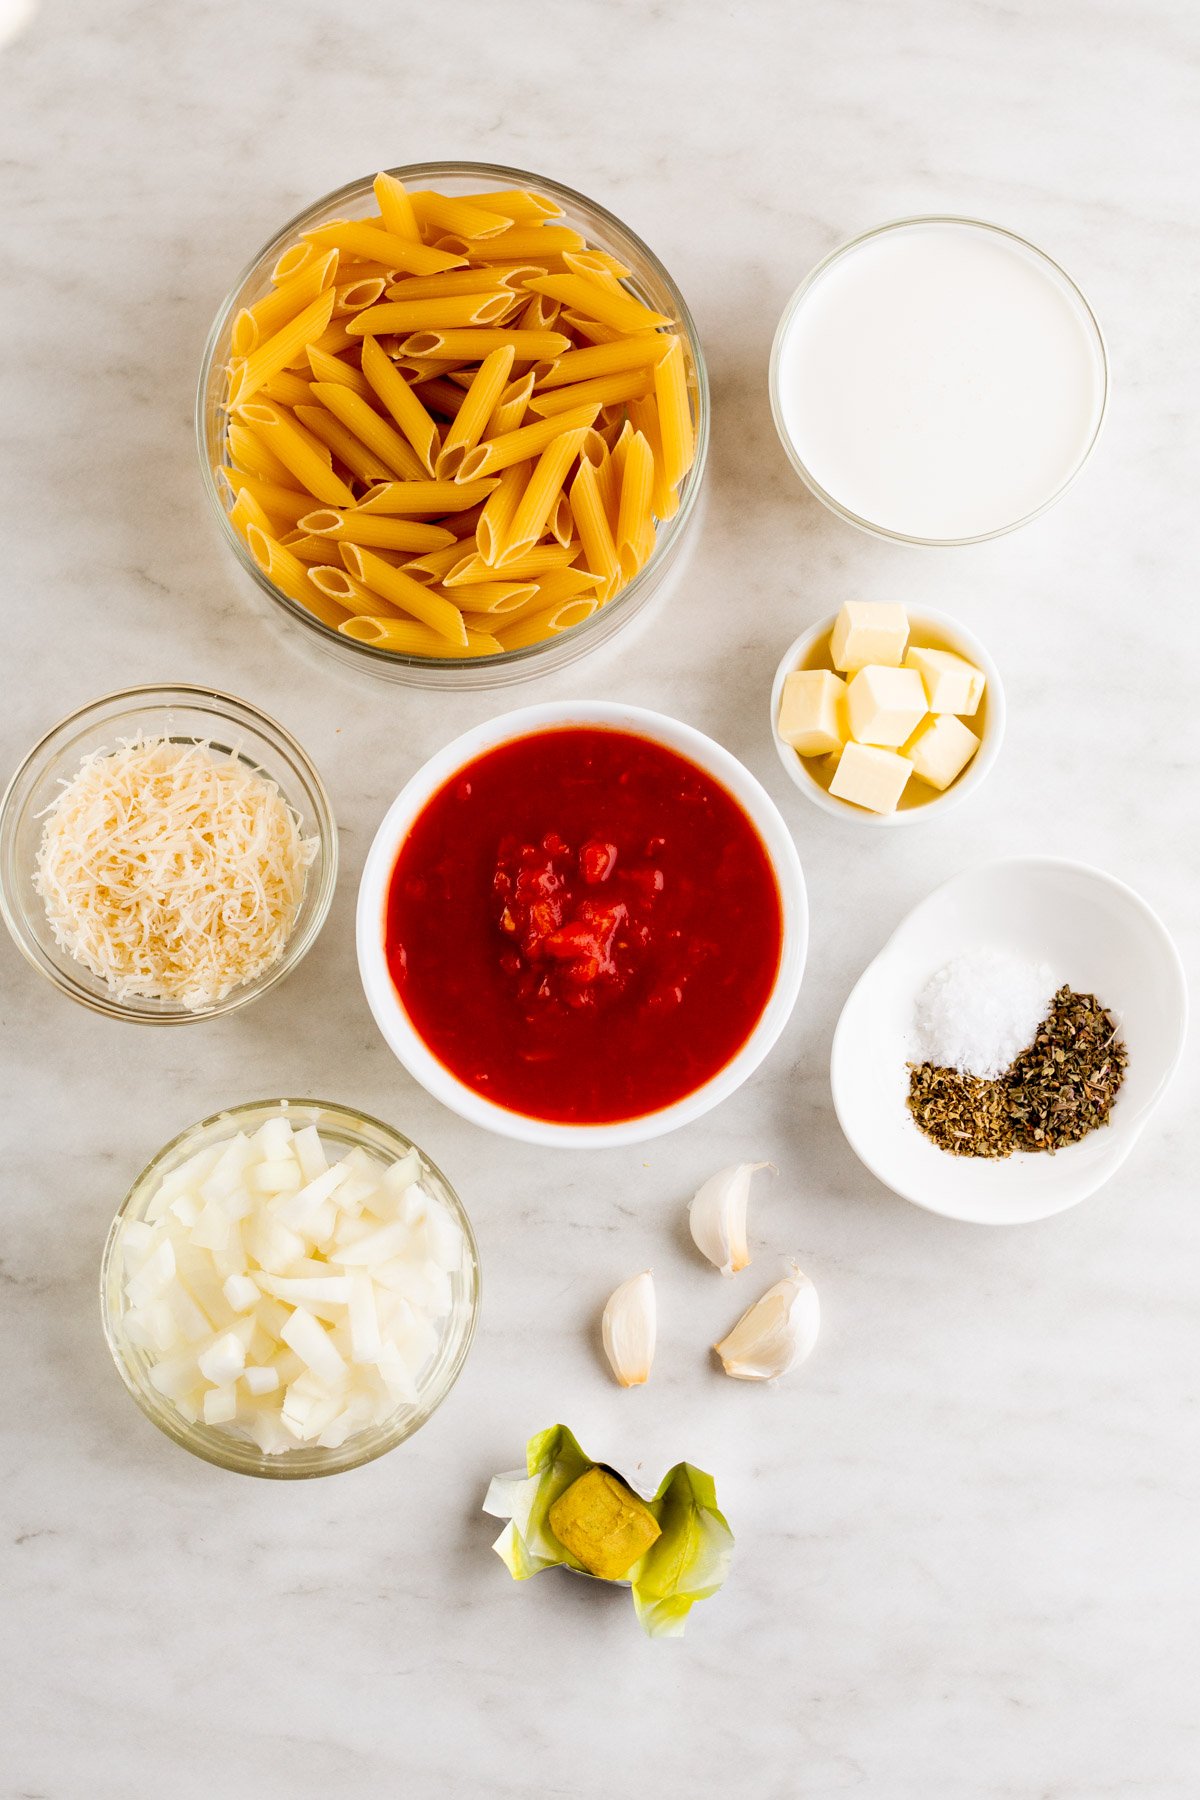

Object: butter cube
[902,713,981,790]
[904,646,985,715]
[829,602,909,673]
[829,741,913,814]
[846,665,928,748]
[778,669,847,756]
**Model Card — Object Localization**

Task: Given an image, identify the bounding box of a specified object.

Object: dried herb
[907,985,1128,1159]
[1005,987,1127,1152]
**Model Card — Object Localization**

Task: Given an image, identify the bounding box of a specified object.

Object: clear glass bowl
[0,685,337,1023]
[197,161,709,688]
[101,1098,480,1478]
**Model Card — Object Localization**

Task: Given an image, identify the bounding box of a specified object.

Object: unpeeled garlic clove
[602,1270,656,1388]
[688,1163,770,1276]
[713,1263,819,1381]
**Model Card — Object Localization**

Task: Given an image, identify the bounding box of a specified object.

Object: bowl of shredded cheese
[0,685,337,1022]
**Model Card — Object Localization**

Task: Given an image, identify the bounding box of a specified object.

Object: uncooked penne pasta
[237,402,353,506]
[309,381,426,482]
[523,275,671,334]
[339,616,502,656]
[217,173,699,661]
[359,336,441,475]
[616,431,655,582]
[528,368,655,418]
[436,345,516,478]
[339,544,468,645]
[456,403,600,482]
[298,508,456,552]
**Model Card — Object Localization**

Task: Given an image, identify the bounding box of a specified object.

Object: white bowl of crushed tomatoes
[356,701,808,1147]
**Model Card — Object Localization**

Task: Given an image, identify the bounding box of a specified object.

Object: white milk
[773,220,1106,541]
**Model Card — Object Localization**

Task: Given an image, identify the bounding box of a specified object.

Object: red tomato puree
[384,727,784,1124]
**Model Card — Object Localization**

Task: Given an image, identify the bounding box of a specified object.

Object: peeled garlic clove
[688,1162,770,1276]
[714,1264,818,1381]
[602,1270,656,1388]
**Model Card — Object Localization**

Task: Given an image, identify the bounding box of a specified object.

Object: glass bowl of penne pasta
[197,162,709,687]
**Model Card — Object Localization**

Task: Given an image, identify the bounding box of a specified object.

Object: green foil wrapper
[482,1423,734,1638]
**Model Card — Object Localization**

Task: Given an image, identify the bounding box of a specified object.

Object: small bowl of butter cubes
[771,602,1005,824]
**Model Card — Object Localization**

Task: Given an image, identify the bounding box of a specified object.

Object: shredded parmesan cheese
[34,736,319,1009]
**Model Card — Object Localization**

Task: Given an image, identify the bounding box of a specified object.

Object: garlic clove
[713,1263,819,1381]
[601,1270,656,1388]
[688,1162,770,1276]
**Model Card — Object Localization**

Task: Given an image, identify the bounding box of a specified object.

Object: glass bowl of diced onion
[0,685,337,1024]
[101,1098,481,1478]
[196,161,709,689]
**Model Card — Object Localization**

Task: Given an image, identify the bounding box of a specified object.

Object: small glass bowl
[0,685,337,1023]
[197,160,709,689]
[101,1098,480,1478]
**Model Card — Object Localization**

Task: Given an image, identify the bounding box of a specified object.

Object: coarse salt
[914,950,1058,1079]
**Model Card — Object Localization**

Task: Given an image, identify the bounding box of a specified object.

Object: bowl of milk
[769,217,1108,545]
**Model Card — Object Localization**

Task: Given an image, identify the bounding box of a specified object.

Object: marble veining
[1,2,1197,1796]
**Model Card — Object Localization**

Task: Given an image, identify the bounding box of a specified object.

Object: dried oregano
[907,987,1128,1159]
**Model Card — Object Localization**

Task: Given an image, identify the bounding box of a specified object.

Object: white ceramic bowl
[831,857,1187,1224]
[357,702,809,1147]
[770,606,1005,827]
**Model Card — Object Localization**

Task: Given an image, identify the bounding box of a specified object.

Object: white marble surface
[2,2,1198,1795]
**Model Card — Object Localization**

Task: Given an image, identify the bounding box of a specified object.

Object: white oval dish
[770,606,1006,827]
[831,857,1186,1223]
[357,702,808,1148]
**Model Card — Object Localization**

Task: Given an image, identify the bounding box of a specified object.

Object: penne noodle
[454,226,587,259]
[445,580,540,616]
[528,367,655,417]
[399,328,572,363]
[220,467,314,529]
[517,291,562,333]
[476,461,530,564]
[595,443,623,534]
[456,403,600,483]
[229,486,272,537]
[236,402,353,505]
[454,188,565,222]
[346,293,512,336]
[616,431,655,582]
[496,428,591,563]
[485,371,534,438]
[401,542,467,584]
[228,290,336,407]
[338,544,468,645]
[309,380,426,481]
[232,252,338,357]
[628,394,678,521]
[294,404,394,485]
[444,540,581,585]
[359,336,441,475]
[305,343,373,398]
[373,171,419,240]
[309,566,406,619]
[480,568,601,630]
[522,275,671,334]
[245,523,328,610]
[279,532,345,566]
[332,276,387,316]
[303,219,465,277]
[270,239,325,284]
[410,191,514,240]
[559,311,623,346]
[298,507,456,552]
[300,319,361,361]
[495,597,598,650]
[562,248,633,281]
[225,422,295,487]
[532,340,665,394]
[569,459,620,600]
[435,345,516,478]
[339,616,502,656]
[260,369,315,410]
[549,489,573,548]
[653,335,695,492]
[382,266,544,303]
[353,478,498,514]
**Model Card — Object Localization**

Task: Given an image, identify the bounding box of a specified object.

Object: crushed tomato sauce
[385,728,783,1124]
